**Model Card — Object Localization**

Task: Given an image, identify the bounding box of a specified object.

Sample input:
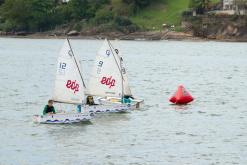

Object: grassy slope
[211,0,220,3]
[111,0,220,31]
[130,0,191,30]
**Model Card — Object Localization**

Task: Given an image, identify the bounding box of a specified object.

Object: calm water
[0,38,247,165]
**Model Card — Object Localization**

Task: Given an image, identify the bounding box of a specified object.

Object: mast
[66,38,86,88]
[120,56,124,101]
[107,39,124,99]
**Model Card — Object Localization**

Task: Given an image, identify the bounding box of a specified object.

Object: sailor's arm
[52,107,56,114]
[43,105,48,115]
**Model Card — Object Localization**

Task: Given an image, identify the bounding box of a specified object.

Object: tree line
[0,0,154,32]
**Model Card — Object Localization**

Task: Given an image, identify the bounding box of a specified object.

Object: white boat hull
[86,104,134,113]
[98,97,144,109]
[33,113,92,124]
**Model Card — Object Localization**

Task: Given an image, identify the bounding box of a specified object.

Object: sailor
[86,96,95,106]
[122,95,132,104]
[77,104,82,113]
[43,100,56,115]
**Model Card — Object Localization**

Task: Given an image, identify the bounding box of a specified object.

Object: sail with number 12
[33,39,92,124]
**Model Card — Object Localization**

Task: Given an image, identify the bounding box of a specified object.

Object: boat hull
[86,104,134,113]
[98,97,144,109]
[33,113,92,124]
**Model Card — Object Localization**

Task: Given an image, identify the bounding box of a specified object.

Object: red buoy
[169,85,194,104]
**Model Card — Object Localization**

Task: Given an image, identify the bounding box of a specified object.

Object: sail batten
[52,39,84,104]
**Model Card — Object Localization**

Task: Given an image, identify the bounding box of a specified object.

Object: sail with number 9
[86,39,132,97]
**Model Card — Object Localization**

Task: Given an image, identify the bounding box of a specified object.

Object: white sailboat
[86,39,144,112]
[33,39,92,124]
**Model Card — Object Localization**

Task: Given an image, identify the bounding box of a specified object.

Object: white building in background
[223,0,234,10]
[222,0,246,15]
[61,0,70,3]
[210,0,246,15]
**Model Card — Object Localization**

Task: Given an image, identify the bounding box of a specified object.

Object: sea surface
[0,38,246,165]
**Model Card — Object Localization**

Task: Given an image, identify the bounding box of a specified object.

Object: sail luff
[107,40,123,77]
[108,40,132,96]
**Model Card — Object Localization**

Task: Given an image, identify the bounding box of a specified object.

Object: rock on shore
[0,30,200,41]
[0,27,247,42]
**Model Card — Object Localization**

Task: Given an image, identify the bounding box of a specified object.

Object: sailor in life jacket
[122,95,133,104]
[86,96,96,106]
[43,100,56,115]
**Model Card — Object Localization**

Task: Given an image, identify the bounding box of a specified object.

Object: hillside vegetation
[130,0,191,30]
[0,0,220,33]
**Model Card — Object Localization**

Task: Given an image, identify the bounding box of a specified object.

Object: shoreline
[1,31,247,42]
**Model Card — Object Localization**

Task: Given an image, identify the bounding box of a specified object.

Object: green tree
[67,0,89,20]
[0,0,4,5]
[0,0,142,32]
[189,0,211,14]
[94,9,113,25]
[0,0,58,31]
[122,0,151,8]
[0,0,31,31]
[28,0,55,31]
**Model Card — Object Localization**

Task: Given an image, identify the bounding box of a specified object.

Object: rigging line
[108,39,132,97]
[66,37,86,88]
[108,40,127,82]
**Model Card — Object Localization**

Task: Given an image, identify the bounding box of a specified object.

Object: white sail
[86,39,132,97]
[52,39,85,104]
[114,44,132,96]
